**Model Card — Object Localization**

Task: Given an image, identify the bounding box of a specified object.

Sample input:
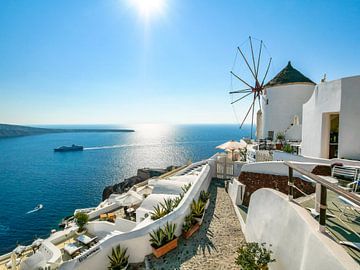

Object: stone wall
[238,165,330,206]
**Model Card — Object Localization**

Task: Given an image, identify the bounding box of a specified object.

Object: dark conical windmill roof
[265,61,315,88]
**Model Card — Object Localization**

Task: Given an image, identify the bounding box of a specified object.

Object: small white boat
[26,204,43,214]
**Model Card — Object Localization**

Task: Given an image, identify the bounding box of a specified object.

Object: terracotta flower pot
[152,238,178,258]
[182,223,200,239]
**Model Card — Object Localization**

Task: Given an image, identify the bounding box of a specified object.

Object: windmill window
[266,99,269,105]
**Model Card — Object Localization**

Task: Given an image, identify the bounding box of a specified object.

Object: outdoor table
[99,214,107,220]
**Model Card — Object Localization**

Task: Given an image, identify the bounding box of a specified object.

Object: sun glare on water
[130,0,165,18]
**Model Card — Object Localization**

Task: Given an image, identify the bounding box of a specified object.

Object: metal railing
[285,161,360,232]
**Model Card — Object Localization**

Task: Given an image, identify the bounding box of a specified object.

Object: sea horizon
[0,123,252,254]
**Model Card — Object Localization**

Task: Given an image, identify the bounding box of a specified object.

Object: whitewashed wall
[240,161,319,178]
[302,79,342,158]
[261,83,314,140]
[338,76,360,159]
[245,188,359,270]
[87,218,137,238]
[60,158,216,270]
[273,151,360,167]
[302,76,360,160]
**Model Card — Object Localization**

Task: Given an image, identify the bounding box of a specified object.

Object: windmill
[230,37,272,139]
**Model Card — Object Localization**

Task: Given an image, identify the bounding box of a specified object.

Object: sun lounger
[64,243,81,257]
[77,235,98,246]
[339,241,360,252]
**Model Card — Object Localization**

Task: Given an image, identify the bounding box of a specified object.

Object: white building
[260,61,315,141]
[258,61,360,160]
[302,75,360,160]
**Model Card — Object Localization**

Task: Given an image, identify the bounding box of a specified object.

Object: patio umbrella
[117,191,143,207]
[216,140,247,160]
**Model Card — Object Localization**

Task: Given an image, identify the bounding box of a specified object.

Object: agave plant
[163,222,177,243]
[182,214,195,232]
[181,183,192,193]
[151,204,167,220]
[172,196,182,208]
[191,199,205,218]
[200,190,210,203]
[108,245,129,270]
[149,228,166,248]
[160,198,174,214]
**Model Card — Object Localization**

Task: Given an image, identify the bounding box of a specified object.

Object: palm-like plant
[108,245,129,270]
[172,196,182,208]
[151,204,167,220]
[182,214,195,232]
[191,199,205,218]
[200,190,210,203]
[149,228,166,248]
[181,183,192,193]
[160,198,174,214]
[163,222,177,243]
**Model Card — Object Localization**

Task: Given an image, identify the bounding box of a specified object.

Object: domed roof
[265,61,315,88]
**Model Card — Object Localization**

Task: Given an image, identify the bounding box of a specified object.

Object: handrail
[285,161,360,206]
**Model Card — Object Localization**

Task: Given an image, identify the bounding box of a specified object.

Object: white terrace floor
[146,179,245,270]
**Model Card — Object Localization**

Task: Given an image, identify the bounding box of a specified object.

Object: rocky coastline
[102,165,179,200]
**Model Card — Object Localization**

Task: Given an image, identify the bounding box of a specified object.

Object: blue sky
[0,0,359,125]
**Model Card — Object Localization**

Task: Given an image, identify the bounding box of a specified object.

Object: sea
[0,124,251,254]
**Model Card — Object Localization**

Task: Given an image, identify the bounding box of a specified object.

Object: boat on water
[26,204,43,214]
[54,144,84,152]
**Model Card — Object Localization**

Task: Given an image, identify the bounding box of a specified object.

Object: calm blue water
[0,124,250,253]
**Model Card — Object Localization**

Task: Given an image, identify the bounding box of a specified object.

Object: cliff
[102,166,178,200]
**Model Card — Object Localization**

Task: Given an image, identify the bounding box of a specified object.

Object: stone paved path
[147,179,245,270]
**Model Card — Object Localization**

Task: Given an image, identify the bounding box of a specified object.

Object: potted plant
[181,183,192,193]
[282,144,293,154]
[150,204,167,220]
[182,214,200,240]
[191,199,205,225]
[199,190,210,209]
[74,212,89,234]
[108,245,129,270]
[235,242,275,270]
[275,132,285,150]
[149,222,178,258]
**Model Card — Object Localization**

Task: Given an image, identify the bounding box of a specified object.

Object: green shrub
[282,144,292,153]
[235,242,275,270]
[74,212,89,232]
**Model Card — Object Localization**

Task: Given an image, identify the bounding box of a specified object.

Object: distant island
[0,124,135,138]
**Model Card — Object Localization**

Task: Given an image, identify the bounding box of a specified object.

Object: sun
[130,0,165,18]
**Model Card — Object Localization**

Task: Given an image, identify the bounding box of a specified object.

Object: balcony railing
[285,161,360,232]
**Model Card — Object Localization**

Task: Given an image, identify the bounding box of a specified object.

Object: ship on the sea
[54,144,84,152]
